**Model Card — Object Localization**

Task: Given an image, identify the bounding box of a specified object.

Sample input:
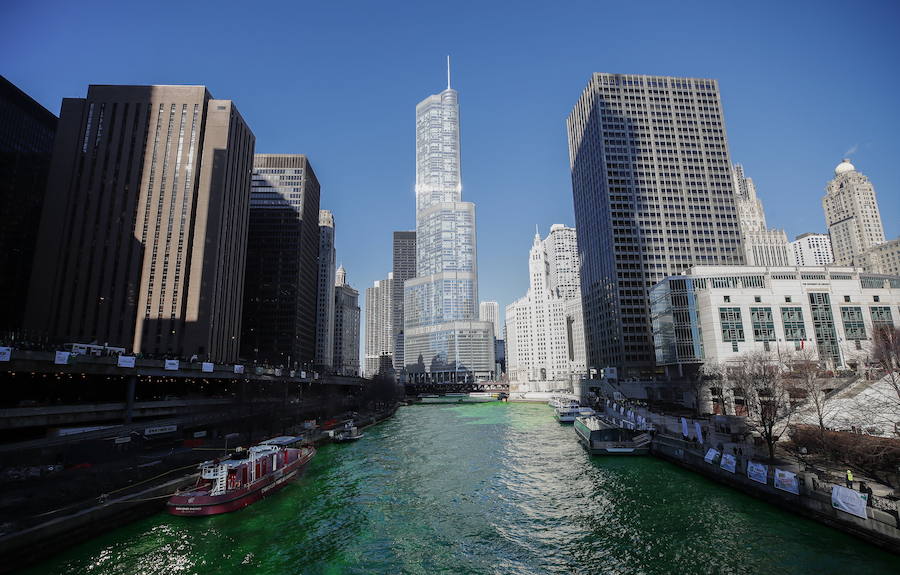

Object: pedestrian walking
[845,469,854,489]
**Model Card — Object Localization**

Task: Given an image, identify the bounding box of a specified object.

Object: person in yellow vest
[845,469,854,489]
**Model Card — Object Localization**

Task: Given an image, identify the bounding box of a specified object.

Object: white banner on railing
[681,417,689,437]
[234,364,245,374]
[720,453,737,473]
[164,359,179,371]
[117,355,135,368]
[201,362,214,373]
[831,485,868,519]
[694,421,704,444]
[774,468,800,494]
[0,347,10,362]
[704,448,719,464]
[55,351,70,365]
[747,461,768,484]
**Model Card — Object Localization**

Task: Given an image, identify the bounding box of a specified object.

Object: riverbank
[590,396,900,554]
[650,433,900,554]
[0,403,398,573]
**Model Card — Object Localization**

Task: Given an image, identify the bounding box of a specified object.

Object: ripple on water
[24,403,900,575]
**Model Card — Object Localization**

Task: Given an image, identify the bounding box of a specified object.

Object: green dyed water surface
[27,403,900,574]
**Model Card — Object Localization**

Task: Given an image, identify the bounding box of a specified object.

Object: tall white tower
[403,60,495,382]
[823,159,886,265]
[505,225,586,390]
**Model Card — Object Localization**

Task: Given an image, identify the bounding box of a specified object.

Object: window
[785,296,792,303]
[874,295,880,302]
[720,307,744,342]
[754,296,761,303]
[782,307,806,341]
[844,295,851,302]
[724,296,731,303]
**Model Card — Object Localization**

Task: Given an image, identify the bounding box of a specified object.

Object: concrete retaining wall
[651,434,900,554]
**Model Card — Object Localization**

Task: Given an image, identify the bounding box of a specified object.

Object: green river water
[25,403,900,574]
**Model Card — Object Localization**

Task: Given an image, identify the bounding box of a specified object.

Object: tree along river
[26,403,900,575]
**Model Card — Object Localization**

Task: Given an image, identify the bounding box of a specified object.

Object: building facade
[791,232,834,267]
[315,210,336,370]
[241,154,320,366]
[365,273,393,377]
[731,164,792,267]
[402,66,494,382]
[650,265,900,374]
[823,159,886,265]
[25,85,254,362]
[856,238,900,277]
[505,225,587,390]
[478,301,501,339]
[0,76,57,335]
[567,74,745,378]
[333,265,360,376]
[392,230,416,371]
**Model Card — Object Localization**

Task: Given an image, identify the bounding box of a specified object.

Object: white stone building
[731,164,793,267]
[505,225,587,390]
[823,159,886,265]
[650,265,900,374]
[791,233,834,266]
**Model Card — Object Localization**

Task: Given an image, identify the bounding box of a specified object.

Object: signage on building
[234,364,245,374]
[694,421,704,444]
[774,468,800,494]
[114,436,132,444]
[164,359,179,371]
[0,347,10,362]
[747,461,768,484]
[720,453,737,473]
[144,424,178,436]
[117,355,135,368]
[201,362,214,373]
[831,485,868,519]
[681,417,689,437]
[703,448,720,464]
[193,430,207,438]
[55,351,71,365]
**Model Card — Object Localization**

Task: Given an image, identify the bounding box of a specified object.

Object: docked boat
[418,392,500,404]
[167,436,315,516]
[554,405,595,423]
[333,425,365,442]
[574,416,652,455]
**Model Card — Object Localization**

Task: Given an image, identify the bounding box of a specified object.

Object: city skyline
[3,1,899,360]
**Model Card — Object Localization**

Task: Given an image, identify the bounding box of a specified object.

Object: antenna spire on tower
[447,55,451,90]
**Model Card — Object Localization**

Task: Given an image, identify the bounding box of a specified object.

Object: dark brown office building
[240,154,320,367]
[25,85,255,362]
[391,230,416,369]
[0,76,57,335]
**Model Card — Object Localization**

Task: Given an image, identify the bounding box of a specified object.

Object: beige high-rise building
[823,159,885,265]
[26,85,255,362]
[365,273,393,377]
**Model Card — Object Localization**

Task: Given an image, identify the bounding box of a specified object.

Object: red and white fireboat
[167,436,315,516]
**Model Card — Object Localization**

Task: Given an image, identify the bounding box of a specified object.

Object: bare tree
[872,326,900,403]
[727,351,801,460]
[788,347,836,444]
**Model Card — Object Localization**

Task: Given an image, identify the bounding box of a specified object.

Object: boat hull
[574,418,650,456]
[167,449,313,516]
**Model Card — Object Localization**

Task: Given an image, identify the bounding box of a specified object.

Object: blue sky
[3,0,898,354]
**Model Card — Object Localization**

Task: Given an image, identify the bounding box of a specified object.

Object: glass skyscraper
[403,64,495,382]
